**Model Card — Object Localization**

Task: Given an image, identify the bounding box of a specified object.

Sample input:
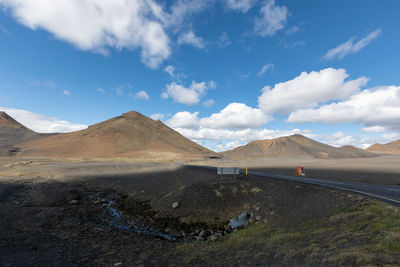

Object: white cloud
[258,68,368,114]
[287,85,400,131]
[214,141,245,152]
[200,103,270,129]
[30,79,40,87]
[166,103,270,131]
[257,63,273,76]
[0,0,171,68]
[217,31,231,47]
[178,30,206,49]
[162,80,212,105]
[63,90,70,96]
[362,125,386,133]
[208,80,217,89]
[203,99,215,108]
[254,0,288,37]
[150,113,164,120]
[163,64,186,81]
[225,0,256,13]
[132,90,150,101]
[165,102,300,151]
[0,107,87,133]
[0,24,11,36]
[166,111,200,129]
[382,132,398,141]
[96,87,105,93]
[358,133,399,149]
[164,0,210,30]
[164,65,175,77]
[324,131,356,147]
[45,80,55,88]
[286,26,299,35]
[114,86,124,96]
[323,28,381,60]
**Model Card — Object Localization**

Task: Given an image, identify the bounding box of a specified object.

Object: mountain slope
[18,111,216,159]
[366,139,400,154]
[223,134,376,159]
[0,112,53,156]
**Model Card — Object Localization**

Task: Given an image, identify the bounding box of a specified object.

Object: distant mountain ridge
[0,111,32,131]
[0,111,53,156]
[17,111,217,159]
[222,134,376,159]
[366,139,400,154]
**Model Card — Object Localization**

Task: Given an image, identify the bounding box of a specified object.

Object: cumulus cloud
[166,111,200,129]
[166,103,269,130]
[225,0,256,13]
[258,68,368,114]
[254,0,288,37]
[323,28,381,60]
[63,90,70,96]
[257,63,273,76]
[150,113,164,120]
[162,80,214,105]
[0,107,87,133]
[132,90,150,101]
[200,103,270,129]
[362,125,386,133]
[178,30,206,49]
[96,87,105,93]
[324,131,356,147]
[0,0,172,68]
[164,102,301,151]
[287,85,400,131]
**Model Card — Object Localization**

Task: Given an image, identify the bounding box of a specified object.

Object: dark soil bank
[0,165,363,265]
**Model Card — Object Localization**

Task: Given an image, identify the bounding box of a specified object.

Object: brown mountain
[18,111,216,159]
[0,112,53,156]
[222,134,376,159]
[366,139,400,154]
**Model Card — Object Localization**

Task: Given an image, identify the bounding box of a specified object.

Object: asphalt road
[245,170,400,207]
[187,164,400,207]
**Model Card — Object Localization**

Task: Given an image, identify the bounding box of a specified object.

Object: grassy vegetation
[173,198,400,265]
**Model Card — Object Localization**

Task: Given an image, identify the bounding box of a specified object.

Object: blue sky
[0,0,399,151]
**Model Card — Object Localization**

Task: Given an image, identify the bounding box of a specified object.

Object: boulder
[172,202,179,209]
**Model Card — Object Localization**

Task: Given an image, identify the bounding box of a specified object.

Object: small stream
[101,198,186,242]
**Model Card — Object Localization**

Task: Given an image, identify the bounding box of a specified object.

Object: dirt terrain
[367,139,400,154]
[1,158,399,265]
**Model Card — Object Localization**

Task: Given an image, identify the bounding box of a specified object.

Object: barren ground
[0,157,399,266]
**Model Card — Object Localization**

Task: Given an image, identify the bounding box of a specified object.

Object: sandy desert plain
[1,111,400,266]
